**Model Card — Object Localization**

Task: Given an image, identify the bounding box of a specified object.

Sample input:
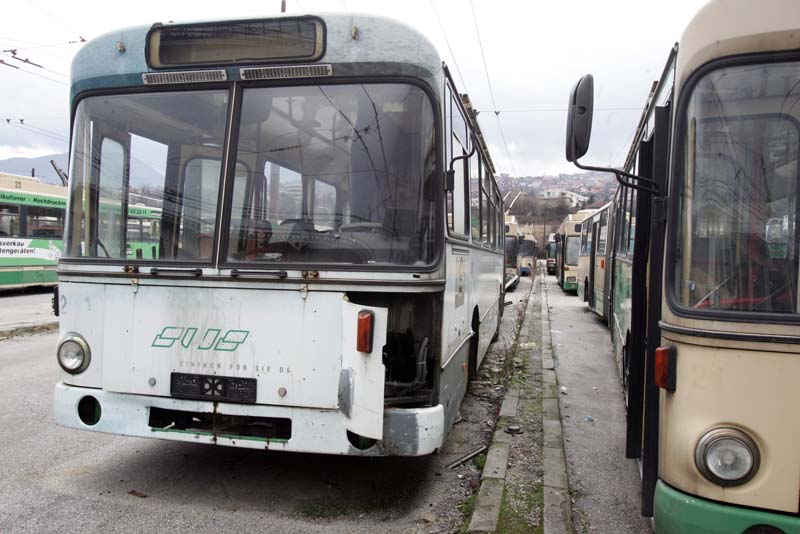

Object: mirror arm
[572,158,660,195]
[445,133,479,191]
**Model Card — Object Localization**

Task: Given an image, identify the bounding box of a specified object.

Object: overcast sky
[0,0,707,176]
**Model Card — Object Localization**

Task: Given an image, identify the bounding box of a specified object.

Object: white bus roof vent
[142,69,227,85]
[240,64,333,81]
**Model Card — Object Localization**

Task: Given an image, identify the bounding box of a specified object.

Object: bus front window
[226,83,437,267]
[675,61,800,314]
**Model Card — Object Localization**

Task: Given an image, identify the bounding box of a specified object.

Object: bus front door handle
[149,267,203,277]
[230,269,288,279]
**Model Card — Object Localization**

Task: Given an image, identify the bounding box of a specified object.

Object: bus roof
[677,0,800,92]
[70,13,442,102]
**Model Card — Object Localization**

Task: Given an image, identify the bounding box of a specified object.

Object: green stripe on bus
[0,268,57,287]
[0,190,66,209]
[654,480,800,533]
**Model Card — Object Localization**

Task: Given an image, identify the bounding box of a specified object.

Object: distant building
[538,189,588,208]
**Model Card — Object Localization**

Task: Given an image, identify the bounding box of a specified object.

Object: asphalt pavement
[544,273,652,533]
[0,278,532,534]
[0,288,57,335]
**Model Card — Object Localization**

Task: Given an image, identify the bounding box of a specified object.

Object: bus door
[588,219,599,308]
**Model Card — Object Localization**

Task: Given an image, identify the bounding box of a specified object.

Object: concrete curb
[0,320,58,340]
[540,274,574,534]
[467,278,536,533]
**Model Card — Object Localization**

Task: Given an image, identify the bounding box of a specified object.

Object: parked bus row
[53,13,507,458]
[563,0,800,532]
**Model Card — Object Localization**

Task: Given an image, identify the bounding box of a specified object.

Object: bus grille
[240,64,333,80]
[142,69,227,85]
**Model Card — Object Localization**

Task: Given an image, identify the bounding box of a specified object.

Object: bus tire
[468,309,480,380]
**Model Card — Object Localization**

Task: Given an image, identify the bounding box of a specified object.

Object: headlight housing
[695,427,760,487]
[57,334,91,374]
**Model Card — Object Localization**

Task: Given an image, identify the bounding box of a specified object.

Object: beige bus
[576,202,612,319]
[555,209,594,292]
[564,0,800,531]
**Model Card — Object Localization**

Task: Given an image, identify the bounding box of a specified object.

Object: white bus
[54,13,505,456]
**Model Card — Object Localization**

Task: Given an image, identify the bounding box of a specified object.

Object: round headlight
[57,335,91,374]
[695,428,760,487]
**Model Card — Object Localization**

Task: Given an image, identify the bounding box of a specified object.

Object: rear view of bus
[54,14,504,456]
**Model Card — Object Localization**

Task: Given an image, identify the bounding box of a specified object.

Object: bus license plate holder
[170,372,257,404]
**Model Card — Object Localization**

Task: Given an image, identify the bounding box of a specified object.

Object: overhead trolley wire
[0,51,68,79]
[468,0,517,177]
[26,0,86,43]
[0,59,66,85]
[428,0,468,93]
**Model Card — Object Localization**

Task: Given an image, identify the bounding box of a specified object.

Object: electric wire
[0,52,68,78]
[0,61,66,85]
[26,0,85,42]
[468,0,517,177]
[428,0,468,93]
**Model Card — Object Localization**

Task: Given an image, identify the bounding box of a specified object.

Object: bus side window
[447,92,468,236]
[628,189,637,255]
[597,211,608,254]
[469,150,481,243]
[26,206,63,239]
[0,204,21,237]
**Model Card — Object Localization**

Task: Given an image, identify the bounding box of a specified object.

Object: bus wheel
[468,310,480,379]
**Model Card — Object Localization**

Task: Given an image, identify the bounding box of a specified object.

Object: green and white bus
[0,172,65,289]
[54,13,506,456]
[566,0,800,531]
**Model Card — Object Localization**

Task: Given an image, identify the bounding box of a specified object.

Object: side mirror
[565,74,594,162]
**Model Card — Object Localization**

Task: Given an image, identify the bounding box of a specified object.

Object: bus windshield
[676,61,800,314]
[566,236,580,265]
[519,239,536,256]
[65,84,437,267]
[227,83,437,266]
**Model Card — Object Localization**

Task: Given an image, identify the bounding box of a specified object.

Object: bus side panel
[476,249,501,366]
[658,338,800,514]
[611,258,632,379]
[440,245,472,432]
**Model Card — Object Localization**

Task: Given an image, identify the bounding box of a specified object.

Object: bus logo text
[151,327,250,352]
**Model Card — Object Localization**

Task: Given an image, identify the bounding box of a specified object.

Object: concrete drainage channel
[466,263,573,534]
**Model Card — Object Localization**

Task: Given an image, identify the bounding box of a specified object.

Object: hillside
[0,153,68,185]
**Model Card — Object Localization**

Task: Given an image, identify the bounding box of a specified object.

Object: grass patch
[472,452,487,470]
[496,482,544,534]
[458,491,479,533]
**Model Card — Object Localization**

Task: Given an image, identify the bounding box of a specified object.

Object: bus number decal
[152,327,250,351]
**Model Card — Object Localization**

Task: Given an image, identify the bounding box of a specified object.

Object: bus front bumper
[655,480,800,534]
[53,382,445,456]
